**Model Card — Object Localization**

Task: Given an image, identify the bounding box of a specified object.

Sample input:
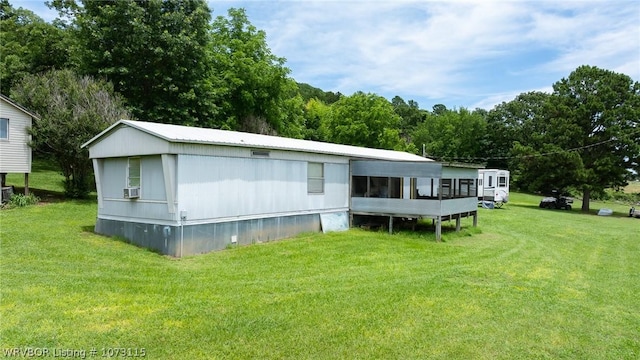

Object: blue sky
[11,0,640,111]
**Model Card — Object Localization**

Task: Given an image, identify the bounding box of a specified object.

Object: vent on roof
[251,150,270,157]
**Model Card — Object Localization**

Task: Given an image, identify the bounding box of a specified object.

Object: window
[127,157,141,188]
[415,177,438,199]
[0,118,8,140]
[441,179,452,198]
[352,176,402,198]
[369,177,389,197]
[498,176,507,187]
[307,162,324,193]
[352,176,368,197]
[389,177,402,198]
[459,179,476,197]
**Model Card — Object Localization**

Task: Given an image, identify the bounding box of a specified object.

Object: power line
[430,137,617,163]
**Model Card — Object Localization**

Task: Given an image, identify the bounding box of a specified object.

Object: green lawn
[625,181,640,195]
[1,174,639,358]
[5,158,66,197]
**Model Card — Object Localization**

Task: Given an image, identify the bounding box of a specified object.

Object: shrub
[4,193,40,208]
[597,188,640,204]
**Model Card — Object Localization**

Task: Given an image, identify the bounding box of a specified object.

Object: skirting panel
[94,213,324,257]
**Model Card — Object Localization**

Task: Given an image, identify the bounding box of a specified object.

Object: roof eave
[83,120,431,163]
[0,93,41,120]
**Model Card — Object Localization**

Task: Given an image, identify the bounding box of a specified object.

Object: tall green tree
[302,98,331,141]
[0,1,74,91]
[320,92,414,151]
[501,92,586,195]
[548,65,640,211]
[51,0,216,126]
[391,96,425,139]
[11,69,131,198]
[210,8,302,136]
[483,91,552,169]
[411,107,486,161]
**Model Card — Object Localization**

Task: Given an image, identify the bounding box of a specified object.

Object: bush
[599,188,640,204]
[4,193,40,208]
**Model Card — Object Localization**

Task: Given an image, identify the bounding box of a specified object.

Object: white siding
[101,158,128,198]
[308,163,349,210]
[98,156,174,222]
[88,126,170,158]
[141,156,166,201]
[0,97,32,173]
[177,155,348,222]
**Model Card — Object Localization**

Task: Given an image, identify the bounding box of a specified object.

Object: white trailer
[478,169,509,206]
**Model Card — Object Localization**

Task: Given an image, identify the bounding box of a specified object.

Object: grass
[624,180,640,195]
[4,158,66,201]
[1,166,639,359]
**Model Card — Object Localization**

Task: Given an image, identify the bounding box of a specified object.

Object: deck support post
[473,211,478,227]
[388,216,393,234]
[456,215,461,232]
[24,173,29,195]
[435,216,442,242]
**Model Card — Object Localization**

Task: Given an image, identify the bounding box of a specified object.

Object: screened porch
[349,160,479,241]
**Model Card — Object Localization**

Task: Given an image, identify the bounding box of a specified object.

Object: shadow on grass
[11,186,98,204]
[353,215,479,241]
[510,202,633,219]
[10,186,65,203]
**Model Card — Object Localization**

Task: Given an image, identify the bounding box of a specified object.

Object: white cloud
[261,1,638,109]
[470,85,553,111]
[256,1,536,98]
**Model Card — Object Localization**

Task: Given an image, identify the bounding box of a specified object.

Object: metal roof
[83,120,432,162]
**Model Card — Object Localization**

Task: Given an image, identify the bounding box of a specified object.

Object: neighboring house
[0,94,37,202]
[82,120,479,256]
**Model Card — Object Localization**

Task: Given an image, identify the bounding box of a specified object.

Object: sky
[10,0,640,111]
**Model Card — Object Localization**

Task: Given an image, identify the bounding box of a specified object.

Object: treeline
[1,0,638,208]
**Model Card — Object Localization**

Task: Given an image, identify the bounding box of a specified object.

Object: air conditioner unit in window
[124,187,140,199]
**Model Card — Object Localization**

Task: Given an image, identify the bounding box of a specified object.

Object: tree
[411,107,486,161]
[320,92,414,151]
[209,8,302,136]
[11,69,131,198]
[0,1,74,91]
[297,83,342,104]
[302,98,331,141]
[51,0,216,126]
[391,96,425,139]
[483,92,552,169]
[548,65,640,211]
[432,104,448,115]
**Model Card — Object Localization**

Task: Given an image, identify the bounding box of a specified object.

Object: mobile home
[82,120,480,256]
[478,169,509,205]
